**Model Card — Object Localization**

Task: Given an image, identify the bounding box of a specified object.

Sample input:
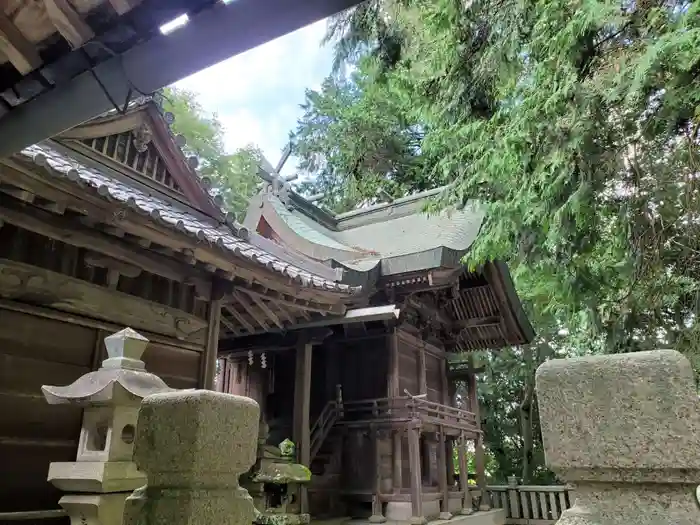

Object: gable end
[79,131,184,195]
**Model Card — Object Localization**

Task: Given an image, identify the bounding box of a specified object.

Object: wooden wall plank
[0,307,94,366]
[142,342,201,388]
[0,258,207,343]
[0,299,204,516]
[0,305,90,514]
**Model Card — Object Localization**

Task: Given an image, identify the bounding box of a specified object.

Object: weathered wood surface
[481,484,574,525]
[0,301,201,514]
[0,10,42,74]
[0,307,92,513]
[0,258,207,342]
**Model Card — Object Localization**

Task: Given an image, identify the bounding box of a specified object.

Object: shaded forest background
[164,0,700,485]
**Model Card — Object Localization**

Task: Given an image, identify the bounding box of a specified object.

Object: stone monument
[123,389,260,525]
[41,328,172,525]
[536,349,700,525]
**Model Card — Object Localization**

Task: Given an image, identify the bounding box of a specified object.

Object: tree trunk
[519,346,535,483]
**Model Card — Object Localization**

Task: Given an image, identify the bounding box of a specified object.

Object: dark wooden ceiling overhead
[0,0,363,158]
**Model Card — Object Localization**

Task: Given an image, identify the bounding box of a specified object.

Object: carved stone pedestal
[537,350,700,525]
[123,390,260,525]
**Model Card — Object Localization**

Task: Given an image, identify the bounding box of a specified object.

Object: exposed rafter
[108,0,142,15]
[0,12,42,74]
[44,0,94,49]
[239,288,285,330]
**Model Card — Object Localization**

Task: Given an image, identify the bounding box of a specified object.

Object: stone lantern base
[59,493,130,525]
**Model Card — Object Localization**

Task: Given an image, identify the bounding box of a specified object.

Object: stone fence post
[536,350,700,525]
[124,390,260,525]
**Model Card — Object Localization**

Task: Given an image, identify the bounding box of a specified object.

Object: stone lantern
[242,422,312,525]
[41,328,173,525]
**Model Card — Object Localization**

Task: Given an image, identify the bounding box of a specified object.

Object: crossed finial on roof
[257,143,299,206]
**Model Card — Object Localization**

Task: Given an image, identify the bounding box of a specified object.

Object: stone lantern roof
[42,328,172,406]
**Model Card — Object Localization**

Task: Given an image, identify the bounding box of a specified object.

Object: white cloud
[174,18,334,175]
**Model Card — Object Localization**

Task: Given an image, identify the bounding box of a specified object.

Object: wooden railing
[482,483,573,524]
[341,396,478,433]
[309,394,479,465]
[310,400,340,462]
[411,396,478,431]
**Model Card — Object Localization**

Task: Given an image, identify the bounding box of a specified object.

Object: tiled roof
[19,142,360,295]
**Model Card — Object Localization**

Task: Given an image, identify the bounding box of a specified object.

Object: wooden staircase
[310,386,344,475]
[308,387,346,517]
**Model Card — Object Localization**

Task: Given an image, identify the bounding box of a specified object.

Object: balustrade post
[457,436,473,515]
[507,475,520,520]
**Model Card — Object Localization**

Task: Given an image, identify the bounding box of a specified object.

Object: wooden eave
[387,262,534,352]
[0,156,358,335]
[0,0,364,157]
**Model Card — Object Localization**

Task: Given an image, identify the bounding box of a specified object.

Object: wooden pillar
[440,356,455,488]
[418,343,427,395]
[370,427,386,523]
[388,329,400,397]
[293,338,313,514]
[421,437,434,485]
[407,423,426,525]
[392,430,403,490]
[437,427,452,519]
[388,331,403,491]
[457,437,473,515]
[467,366,489,511]
[446,438,455,487]
[200,278,224,390]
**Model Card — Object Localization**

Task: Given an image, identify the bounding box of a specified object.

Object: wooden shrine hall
[217,180,535,523]
[0,94,362,517]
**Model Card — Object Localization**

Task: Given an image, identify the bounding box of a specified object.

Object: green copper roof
[259,188,485,276]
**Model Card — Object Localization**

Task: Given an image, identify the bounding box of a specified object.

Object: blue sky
[174,20,333,176]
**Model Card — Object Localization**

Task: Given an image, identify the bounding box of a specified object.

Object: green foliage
[451,441,498,481]
[291,0,700,482]
[292,59,438,213]
[163,87,261,217]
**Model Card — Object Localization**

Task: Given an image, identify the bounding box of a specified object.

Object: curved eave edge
[483,260,536,346]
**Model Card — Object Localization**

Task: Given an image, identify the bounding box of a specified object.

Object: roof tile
[21,143,360,296]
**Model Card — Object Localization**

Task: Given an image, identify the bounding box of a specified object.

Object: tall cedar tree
[291,0,700,482]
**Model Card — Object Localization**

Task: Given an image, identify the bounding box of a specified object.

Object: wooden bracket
[211,277,232,301]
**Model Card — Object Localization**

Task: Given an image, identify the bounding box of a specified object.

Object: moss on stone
[252,462,311,484]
